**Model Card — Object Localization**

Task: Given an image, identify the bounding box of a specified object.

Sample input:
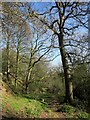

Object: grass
[2,86,47,118]
[2,96,46,118]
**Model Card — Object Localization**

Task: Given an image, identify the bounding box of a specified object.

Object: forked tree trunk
[25,66,33,94]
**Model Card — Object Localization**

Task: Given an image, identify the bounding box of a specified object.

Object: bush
[78,112,90,118]
[60,104,76,113]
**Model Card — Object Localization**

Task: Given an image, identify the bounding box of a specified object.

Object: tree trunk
[15,42,20,87]
[6,29,10,82]
[15,54,18,87]
[58,33,73,104]
[25,66,33,94]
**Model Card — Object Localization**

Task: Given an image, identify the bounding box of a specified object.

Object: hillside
[1,81,90,119]
[1,81,45,118]
[1,81,66,118]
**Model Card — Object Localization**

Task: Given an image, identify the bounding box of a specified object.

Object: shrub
[61,104,76,113]
[78,112,90,118]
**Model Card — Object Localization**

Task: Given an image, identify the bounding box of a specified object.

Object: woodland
[0,2,90,119]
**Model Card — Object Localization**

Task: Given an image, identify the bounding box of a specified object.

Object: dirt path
[40,98,66,118]
[40,111,66,118]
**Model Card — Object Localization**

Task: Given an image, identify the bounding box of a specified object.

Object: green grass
[2,91,47,118]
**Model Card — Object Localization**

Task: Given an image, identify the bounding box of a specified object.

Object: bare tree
[26,2,88,104]
[24,26,52,94]
[2,3,12,82]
